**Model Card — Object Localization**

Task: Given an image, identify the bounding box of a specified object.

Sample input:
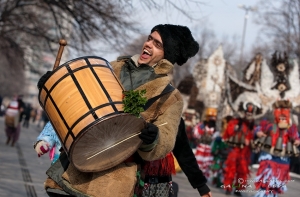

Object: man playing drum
[34,24,211,197]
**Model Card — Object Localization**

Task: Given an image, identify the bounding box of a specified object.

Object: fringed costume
[38,56,184,197]
[142,153,176,196]
[37,121,62,164]
[210,135,229,187]
[254,100,300,197]
[34,24,209,197]
[193,108,217,179]
[193,122,214,178]
[254,122,299,196]
[222,111,255,196]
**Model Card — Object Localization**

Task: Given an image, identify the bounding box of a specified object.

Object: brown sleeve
[138,97,183,161]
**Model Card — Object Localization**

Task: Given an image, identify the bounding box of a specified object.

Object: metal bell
[263,136,272,152]
[293,144,300,157]
[286,141,293,156]
[258,136,266,147]
[227,136,235,146]
[275,136,283,152]
[240,134,245,148]
[233,134,240,147]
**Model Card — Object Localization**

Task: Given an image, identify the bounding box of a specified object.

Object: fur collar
[130,54,174,75]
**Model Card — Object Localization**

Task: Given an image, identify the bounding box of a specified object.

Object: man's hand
[34,140,50,157]
[139,123,159,144]
[256,131,267,138]
[201,192,212,197]
[294,139,300,146]
[197,186,212,197]
[245,139,250,146]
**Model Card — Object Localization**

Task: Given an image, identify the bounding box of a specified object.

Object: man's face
[278,115,289,129]
[274,108,290,129]
[244,103,255,120]
[138,31,164,67]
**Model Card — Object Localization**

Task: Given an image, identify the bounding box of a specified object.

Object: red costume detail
[271,108,291,147]
[143,152,176,176]
[222,119,254,191]
[255,159,290,194]
[274,108,290,124]
[193,123,214,178]
[255,121,300,195]
[271,129,288,147]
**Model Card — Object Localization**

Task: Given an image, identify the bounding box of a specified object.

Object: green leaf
[122,89,147,117]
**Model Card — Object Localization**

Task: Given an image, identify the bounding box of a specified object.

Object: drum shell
[38,56,144,172]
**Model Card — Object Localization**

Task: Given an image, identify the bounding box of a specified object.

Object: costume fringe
[195,144,213,178]
[143,152,175,176]
[255,159,289,195]
[223,147,251,191]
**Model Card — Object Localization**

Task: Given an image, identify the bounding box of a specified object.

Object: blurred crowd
[0,94,48,128]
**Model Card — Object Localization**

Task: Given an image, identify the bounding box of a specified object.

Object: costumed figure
[222,102,259,196]
[34,24,211,197]
[34,121,62,164]
[182,108,200,148]
[252,52,300,197]
[4,95,24,147]
[193,107,217,179]
[210,116,231,187]
[254,100,300,197]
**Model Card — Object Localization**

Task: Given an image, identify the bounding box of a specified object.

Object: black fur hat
[151,24,199,66]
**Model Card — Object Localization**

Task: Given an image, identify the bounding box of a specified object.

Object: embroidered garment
[193,122,214,178]
[254,121,300,196]
[37,122,62,164]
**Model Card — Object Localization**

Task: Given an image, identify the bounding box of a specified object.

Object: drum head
[70,113,145,172]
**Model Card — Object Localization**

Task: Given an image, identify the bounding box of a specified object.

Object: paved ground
[0,116,299,197]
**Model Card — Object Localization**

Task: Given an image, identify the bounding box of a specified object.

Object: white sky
[102,0,262,62]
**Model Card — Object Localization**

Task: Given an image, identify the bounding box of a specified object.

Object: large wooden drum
[38,56,144,172]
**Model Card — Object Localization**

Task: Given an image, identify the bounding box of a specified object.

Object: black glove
[37,71,52,89]
[139,123,159,144]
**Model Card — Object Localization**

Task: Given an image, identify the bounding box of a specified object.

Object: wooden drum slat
[74,67,110,109]
[45,66,69,92]
[39,88,48,107]
[53,76,89,127]
[68,58,87,70]
[70,114,95,148]
[93,67,124,102]
[88,58,107,66]
[94,105,117,121]
[44,98,69,146]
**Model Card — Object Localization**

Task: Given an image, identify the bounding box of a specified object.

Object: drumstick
[86,122,168,160]
[86,133,141,160]
[157,122,168,127]
[53,39,67,70]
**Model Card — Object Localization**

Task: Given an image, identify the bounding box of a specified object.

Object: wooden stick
[157,122,168,127]
[53,39,67,70]
[87,133,141,160]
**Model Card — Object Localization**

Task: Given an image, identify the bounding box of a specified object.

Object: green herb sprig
[122,89,147,117]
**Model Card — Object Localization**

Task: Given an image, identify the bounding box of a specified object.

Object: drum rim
[56,56,110,70]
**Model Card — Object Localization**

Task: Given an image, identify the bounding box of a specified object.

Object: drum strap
[143,84,175,111]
